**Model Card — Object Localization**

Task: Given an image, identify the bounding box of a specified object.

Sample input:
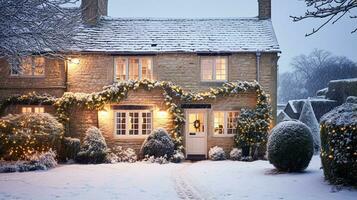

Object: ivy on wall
[0,80,272,151]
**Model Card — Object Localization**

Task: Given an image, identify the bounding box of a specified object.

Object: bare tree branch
[291,0,357,36]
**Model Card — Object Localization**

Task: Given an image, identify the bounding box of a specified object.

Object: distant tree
[279,49,357,103]
[0,0,81,66]
[291,0,357,36]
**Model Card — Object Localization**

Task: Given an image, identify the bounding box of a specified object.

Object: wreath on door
[193,119,201,129]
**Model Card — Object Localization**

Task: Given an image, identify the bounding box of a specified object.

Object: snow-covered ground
[0,156,356,200]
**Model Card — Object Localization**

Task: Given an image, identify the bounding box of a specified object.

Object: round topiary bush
[229,148,242,161]
[208,146,226,161]
[320,103,357,186]
[0,113,64,160]
[76,126,108,164]
[140,128,175,158]
[267,121,314,172]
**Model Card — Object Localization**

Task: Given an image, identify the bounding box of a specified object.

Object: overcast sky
[104,0,357,73]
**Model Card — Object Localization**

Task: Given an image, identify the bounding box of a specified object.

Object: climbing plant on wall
[0,80,272,151]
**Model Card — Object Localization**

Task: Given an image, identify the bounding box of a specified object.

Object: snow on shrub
[143,155,170,164]
[229,148,242,161]
[58,137,80,162]
[299,101,321,154]
[0,150,57,173]
[76,126,108,164]
[171,150,185,163]
[267,121,314,172]
[140,128,175,158]
[209,146,226,161]
[106,146,137,163]
[320,103,357,186]
[346,96,357,104]
[0,113,64,160]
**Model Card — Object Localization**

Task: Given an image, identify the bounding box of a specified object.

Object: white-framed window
[21,106,45,113]
[213,111,239,136]
[201,57,227,81]
[114,57,153,81]
[115,110,152,137]
[11,57,45,77]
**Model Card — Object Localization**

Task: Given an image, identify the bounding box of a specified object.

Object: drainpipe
[256,52,261,82]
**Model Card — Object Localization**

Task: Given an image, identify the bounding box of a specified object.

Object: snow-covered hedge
[320,103,357,186]
[0,113,64,160]
[208,146,226,161]
[267,121,314,172]
[58,137,80,162]
[299,101,321,154]
[171,150,185,163]
[0,150,57,173]
[106,146,137,163]
[76,127,108,164]
[140,128,175,158]
[229,148,242,161]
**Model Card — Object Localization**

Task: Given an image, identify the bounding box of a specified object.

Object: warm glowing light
[69,58,80,65]
[98,109,109,119]
[157,110,168,118]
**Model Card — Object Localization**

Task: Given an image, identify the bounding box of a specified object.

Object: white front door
[185,109,207,157]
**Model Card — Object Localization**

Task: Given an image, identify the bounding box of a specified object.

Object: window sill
[113,135,148,140]
[212,134,235,138]
[9,75,46,79]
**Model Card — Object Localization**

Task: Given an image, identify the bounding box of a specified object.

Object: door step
[186,155,206,161]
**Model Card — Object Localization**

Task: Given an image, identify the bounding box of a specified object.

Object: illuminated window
[11,57,45,76]
[201,57,227,81]
[115,57,153,81]
[213,111,239,136]
[21,106,45,113]
[115,110,152,136]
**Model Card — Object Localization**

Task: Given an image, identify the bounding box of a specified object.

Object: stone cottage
[0,0,280,159]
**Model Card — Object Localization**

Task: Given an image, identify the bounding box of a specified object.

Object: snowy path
[0,156,356,200]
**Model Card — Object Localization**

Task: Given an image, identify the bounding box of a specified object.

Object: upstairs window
[11,57,45,77]
[201,57,227,81]
[115,57,153,81]
[21,106,45,113]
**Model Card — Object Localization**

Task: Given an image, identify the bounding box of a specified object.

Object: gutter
[256,51,261,82]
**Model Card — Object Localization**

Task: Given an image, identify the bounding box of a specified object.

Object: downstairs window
[115,110,152,137]
[213,111,239,136]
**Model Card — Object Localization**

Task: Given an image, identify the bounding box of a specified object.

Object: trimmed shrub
[171,150,185,163]
[320,103,357,186]
[267,121,314,172]
[58,137,80,162]
[208,146,226,161]
[229,148,242,161]
[140,128,175,158]
[346,96,357,104]
[76,127,108,164]
[106,146,137,163]
[299,101,321,154]
[0,113,64,160]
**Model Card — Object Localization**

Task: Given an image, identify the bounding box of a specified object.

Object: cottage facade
[0,0,280,158]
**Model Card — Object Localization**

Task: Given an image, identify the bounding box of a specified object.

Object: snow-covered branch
[291,0,357,36]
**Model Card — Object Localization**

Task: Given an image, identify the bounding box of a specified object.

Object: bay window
[115,110,152,137]
[115,57,153,81]
[11,57,45,77]
[213,111,239,136]
[201,57,227,81]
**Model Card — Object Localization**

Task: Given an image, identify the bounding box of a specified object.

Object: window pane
[116,112,126,135]
[34,107,44,113]
[201,59,213,80]
[128,58,139,80]
[129,112,139,135]
[141,58,152,80]
[215,58,227,80]
[115,58,127,80]
[142,111,152,135]
[34,57,45,76]
[214,112,225,135]
[227,111,239,134]
[189,113,204,133]
[21,57,33,76]
[22,107,32,113]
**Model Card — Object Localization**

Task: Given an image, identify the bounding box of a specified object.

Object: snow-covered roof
[70,17,280,53]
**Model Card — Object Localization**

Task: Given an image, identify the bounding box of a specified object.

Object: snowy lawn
[0,156,356,200]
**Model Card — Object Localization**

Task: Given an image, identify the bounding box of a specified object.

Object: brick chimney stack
[258,0,271,20]
[81,0,108,25]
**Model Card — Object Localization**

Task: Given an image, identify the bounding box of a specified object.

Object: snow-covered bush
[267,121,314,172]
[0,113,64,160]
[346,96,357,104]
[320,103,357,186]
[106,146,137,163]
[171,150,185,163]
[58,137,80,162]
[76,126,108,164]
[229,148,242,161]
[0,150,57,173]
[140,128,175,158]
[209,146,226,161]
[299,101,321,154]
[143,155,170,164]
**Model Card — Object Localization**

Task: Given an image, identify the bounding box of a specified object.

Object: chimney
[258,0,271,20]
[81,0,108,25]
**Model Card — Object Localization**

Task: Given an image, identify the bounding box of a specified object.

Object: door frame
[184,109,208,158]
